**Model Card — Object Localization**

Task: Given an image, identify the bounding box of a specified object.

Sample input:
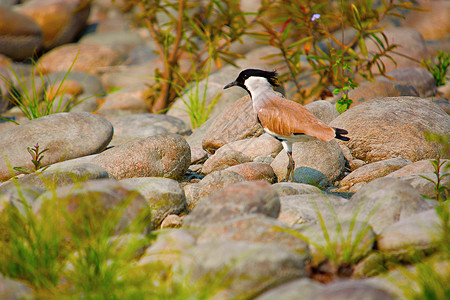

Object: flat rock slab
[0,112,113,181]
[93,133,190,180]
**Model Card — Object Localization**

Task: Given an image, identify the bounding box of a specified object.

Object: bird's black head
[223,69,279,91]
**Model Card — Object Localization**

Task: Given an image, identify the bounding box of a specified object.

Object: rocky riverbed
[0,0,449,299]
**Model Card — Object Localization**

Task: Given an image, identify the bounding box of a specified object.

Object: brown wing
[257,97,335,142]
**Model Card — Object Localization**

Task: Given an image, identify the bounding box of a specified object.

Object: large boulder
[0,112,113,181]
[330,97,450,163]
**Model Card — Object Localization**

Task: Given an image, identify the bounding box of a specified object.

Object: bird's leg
[286,150,295,182]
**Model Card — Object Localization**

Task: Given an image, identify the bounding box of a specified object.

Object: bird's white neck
[244,77,277,107]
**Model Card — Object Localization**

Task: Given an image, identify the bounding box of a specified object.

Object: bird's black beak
[223,80,238,89]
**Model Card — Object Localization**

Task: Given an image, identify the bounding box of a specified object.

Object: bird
[223,68,349,182]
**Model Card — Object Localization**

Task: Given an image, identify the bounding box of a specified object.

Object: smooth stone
[255,278,323,300]
[330,97,450,163]
[397,172,450,199]
[338,178,434,234]
[379,68,437,97]
[197,214,310,254]
[352,252,387,278]
[15,0,90,50]
[309,280,396,300]
[0,112,113,181]
[278,194,348,227]
[201,95,264,153]
[190,146,208,164]
[0,274,33,300]
[202,150,252,175]
[224,162,277,183]
[110,113,188,136]
[183,181,280,228]
[99,62,158,90]
[32,179,151,234]
[184,170,247,210]
[0,6,43,60]
[0,162,111,191]
[79,30,144,55]
[37,43,122,75]
[160,214,183,229]
[387,159,449,178]
[93,133,191,180]
[378,209,443,261]
[214,133,282,160]
[272,182,324,196]
[138,229,197,267]
[339,158,411,190]
[174,241,308,300]
[271,140,345,184]
[97,85,149,113]
[119,177,187,230]
[304,100,340,124]
[0,184,44,216]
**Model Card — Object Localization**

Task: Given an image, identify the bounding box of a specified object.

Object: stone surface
[119,177,187,230]
[224,162,277,183]
[301,220,376,265]
[0,112,113,181]
[93,133,191,180]
[107,113,187,146]
[32,179,151,234]
[271,139,345,184]
[184,170,247,210]
[197,214,309,254]
[272,182,324,197]
[396,172,450,199]
[304,100,340,124]
[183,181,280,228]
[202,150,251,175]
[380,68,437,97]
[175,241,308,300]
[330,97,450,163]
[338,178,434,234]
[16,0,91,50]
[0,6,43,60]
[0,162,111,191]
[278,194,348,227]
[309,280,396,300]
[339,158,411,190]
[378,209,443,260]
[387,159,449,178]
[0,274,33,300]
[98,85,149,113]
[255,278,323,300]
[202,95,264,153]
[214,133,282,160]
[37,43,122,75]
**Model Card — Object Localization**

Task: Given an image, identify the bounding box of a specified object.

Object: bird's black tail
[334,128,350,141]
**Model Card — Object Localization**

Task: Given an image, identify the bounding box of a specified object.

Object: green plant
[0,58,90,123]
[171,57,222,129]
[274,195,380,280]
[251,0,423,103]
[123,0,248,113]
[422,51,449,86]
[12,143,50,175]
[419,157,449,202]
